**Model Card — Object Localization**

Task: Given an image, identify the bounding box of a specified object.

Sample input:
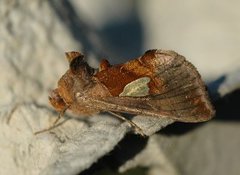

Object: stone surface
[0,1,173,175]
[140,0,240,80]
[119,120,240,175]
[1,1,240,175]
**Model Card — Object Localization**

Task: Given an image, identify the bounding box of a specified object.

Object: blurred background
[67,0,240,81]
[1,0,240,175]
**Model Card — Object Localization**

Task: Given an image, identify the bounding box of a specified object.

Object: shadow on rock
[80,134,148,175]
[161,87,240,136]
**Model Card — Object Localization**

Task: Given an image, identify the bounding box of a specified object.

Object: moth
[40,50,215,135]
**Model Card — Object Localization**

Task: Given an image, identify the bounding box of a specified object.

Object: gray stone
[1,0,240,175]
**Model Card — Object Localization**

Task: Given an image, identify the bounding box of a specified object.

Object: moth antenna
[108,111,147,137]
[34,107,68,135]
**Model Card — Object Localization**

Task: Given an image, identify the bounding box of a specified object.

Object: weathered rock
[1,0,240,175]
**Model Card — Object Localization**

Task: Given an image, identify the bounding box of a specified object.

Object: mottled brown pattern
[95,51,165,96]
[99,59,111,71]
[49,52,111,115]
[49,50,215,123]
[65,52,83,63]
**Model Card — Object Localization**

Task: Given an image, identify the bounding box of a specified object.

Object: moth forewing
[90,95,213,123]
[91,49,214,122]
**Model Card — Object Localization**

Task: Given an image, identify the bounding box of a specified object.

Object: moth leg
[108,111,146,137]
[34,108,67,135]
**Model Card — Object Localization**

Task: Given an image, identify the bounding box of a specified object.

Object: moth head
[49,52,95,111]
[49,89,67,112]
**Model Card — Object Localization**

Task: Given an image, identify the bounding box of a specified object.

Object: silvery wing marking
[92,50,215,122]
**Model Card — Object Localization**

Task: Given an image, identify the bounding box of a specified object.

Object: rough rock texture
[1,1,240,175]
[119,120,240,175]
[0,1,173,175]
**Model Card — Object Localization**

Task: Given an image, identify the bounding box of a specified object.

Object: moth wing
[92,93,213,122]
[92,50,214,122]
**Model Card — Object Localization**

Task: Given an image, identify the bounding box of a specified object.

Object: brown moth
[45,50,214,135]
